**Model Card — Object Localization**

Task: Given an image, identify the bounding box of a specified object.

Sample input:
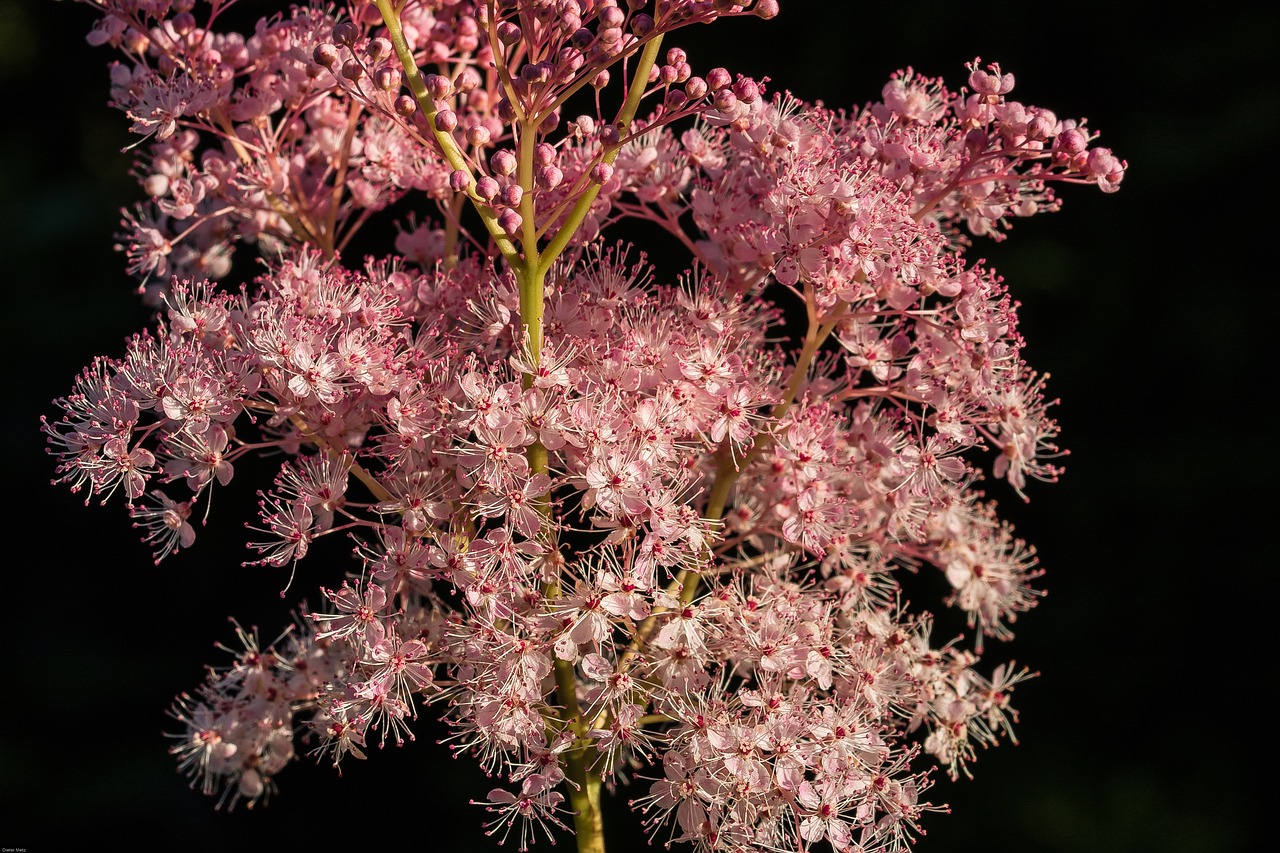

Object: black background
[2,1,1274,850]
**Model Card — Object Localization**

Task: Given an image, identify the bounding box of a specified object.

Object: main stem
[377,4,664,850]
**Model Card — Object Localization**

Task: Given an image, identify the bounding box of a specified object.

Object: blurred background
[2,1,1274,850]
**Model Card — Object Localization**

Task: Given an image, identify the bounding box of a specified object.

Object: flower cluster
[49,1,1123,851]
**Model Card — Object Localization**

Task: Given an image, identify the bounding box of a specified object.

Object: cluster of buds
[50,1,1123,851]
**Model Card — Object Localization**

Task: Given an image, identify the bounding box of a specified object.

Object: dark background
[2,1,1274,850]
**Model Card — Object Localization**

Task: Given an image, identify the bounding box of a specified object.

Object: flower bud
[341,60,364,81]
[589,162,614,184]
[500,184,523,206]
[1055,127,1088,155]
[491,149,518,176]
[498,208,523,236]
[449,169,470,192]
[313,43,339,70]
[497,21,522,45]
[376,68,401,92]
[424,73,452,99]
[365,37,391,62]
[536,164,564,189]
[434,109,458,131]
[331,21,359,47]
[475,175,500,201]
[706,67,732,91]
[172,12,196,36]
[394,95,417,116]
[466,125,492,146]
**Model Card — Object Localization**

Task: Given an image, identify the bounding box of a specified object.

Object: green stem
[373,0,523,271]
[539,35,665,272]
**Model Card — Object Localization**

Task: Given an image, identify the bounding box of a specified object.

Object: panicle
[55,2,1126,848]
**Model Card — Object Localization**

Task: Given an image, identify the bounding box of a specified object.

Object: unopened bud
[331,21,359,47]
[313,43,339,70]
[491,149,518,176]
[754,0,780,18]
[434,109,458,131]
[475,175,499,201]
[498,208,523,236]
[706,67,732,91]
[535,164,564,190]
[365,37,391,62]
[376,68,401,92]
[172,12,196,36]
[500,184,523,206]
[341,59,364,81]
[733,78,760,103]
[589,162,614,184]
[424,73,452,99]
[497,21,522,45]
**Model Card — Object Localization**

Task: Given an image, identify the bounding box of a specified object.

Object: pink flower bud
[475,175,499,201]
[424,74,452,99]
[331,21,359,47]
[456,67,482,92]
[491,149,517,176]
[434,109,458,131]
[172,12,196,36]
[631,14,655,36]
[685,76,708,100]
[589,162,614,184]
[498,208,522,235]
[496,21,522,45]
[754,0,780,18]
[707,67,732,91]
[536,164,564,190]
[365,37,391,62]
[313,43,339,69]
[449,169,470,192]
[534,143,556,166]
[341,60,364,81]
[714,89,738,112]
[376,68,400,92]
[500,184,523,206]
[394,95,416,116]
[1055,127,1088,155]
[466,125,491,146]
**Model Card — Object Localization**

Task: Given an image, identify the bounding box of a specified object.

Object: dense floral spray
[45,1,1124,851]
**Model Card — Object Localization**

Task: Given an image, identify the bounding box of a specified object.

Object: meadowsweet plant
[45,1,1125,850]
